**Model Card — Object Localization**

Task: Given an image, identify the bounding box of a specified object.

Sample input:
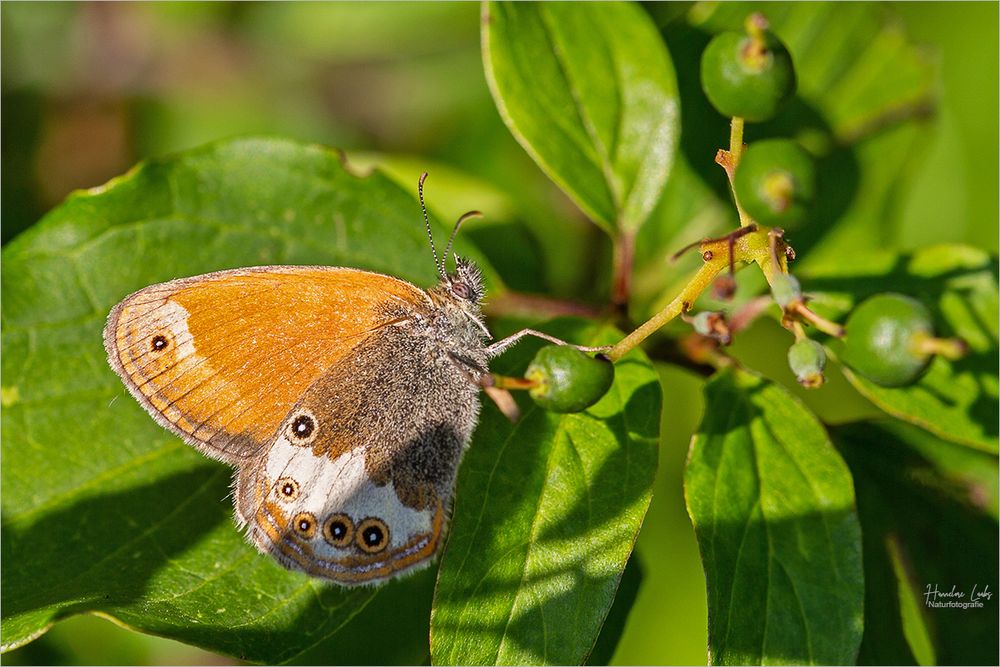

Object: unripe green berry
[788,338,826,388]
[842,293,934,387]
[700,23,796,122]
[770,272,802,309]
[734,139,816,227]
[525,346,614,413]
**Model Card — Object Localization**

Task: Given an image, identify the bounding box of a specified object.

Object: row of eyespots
[291,511,390,553]
[276,477,389,553]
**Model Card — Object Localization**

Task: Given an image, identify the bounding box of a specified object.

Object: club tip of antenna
[419,172,428,187]
[457,210,484,224]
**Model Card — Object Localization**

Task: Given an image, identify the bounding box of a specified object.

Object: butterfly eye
[451,282,470,299]
[149,334,171,353]
[323,513,354,548]
[356,517,390,553]
[274,477,299,502]
[287,411,318,445]
[292,512,317,539]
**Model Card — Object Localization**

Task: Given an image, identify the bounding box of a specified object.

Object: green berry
[734,139,816,227]
[770,272,802,309]
[700,23,796,122]
[842,293,934,387]
[525,346,614,413]
[788,338,826,388]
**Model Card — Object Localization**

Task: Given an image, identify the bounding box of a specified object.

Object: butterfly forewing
[104,266,430,462]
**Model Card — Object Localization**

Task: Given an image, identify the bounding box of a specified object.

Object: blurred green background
[2,2,996,665]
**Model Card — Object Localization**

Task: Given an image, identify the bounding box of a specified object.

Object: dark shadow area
[1,464,230,627]
[0,90,45,245]
[656,19,731,204]
[464,218,547,294]
[834,421,999,666]
[290,567,437,666]
[190,567,437,666]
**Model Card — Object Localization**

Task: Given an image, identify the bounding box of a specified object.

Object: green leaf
[804,244,999,453]
[685,367,864,665]
[584,555,643,666]
[431,318,661,666]
[0,137,497,663]
[833,420,999,666]
[482,1,679,234]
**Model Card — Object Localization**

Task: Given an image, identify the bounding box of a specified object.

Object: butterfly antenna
[443,210,483,269]
[418,172,445,279]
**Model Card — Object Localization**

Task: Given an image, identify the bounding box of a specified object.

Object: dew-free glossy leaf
[804,244,999,453]
[431,319,660,666]
[0,137,496,664]
[483,1,679,234]
[834,420,999,666]
[685,367,864,665]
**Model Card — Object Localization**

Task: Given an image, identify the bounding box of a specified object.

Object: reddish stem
[611,229,636,315]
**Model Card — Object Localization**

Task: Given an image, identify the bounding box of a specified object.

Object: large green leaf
[482,1,679,234]
[0,137,496,663]
[431,319,660,665]
[685,367,864,665]
[834,420,999,666]
[803,244,999,453]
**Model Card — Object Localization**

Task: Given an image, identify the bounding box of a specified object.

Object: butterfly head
[417,172,486,304]
[445,256,485,304]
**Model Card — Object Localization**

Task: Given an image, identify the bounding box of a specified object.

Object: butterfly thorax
[423,257,490,374]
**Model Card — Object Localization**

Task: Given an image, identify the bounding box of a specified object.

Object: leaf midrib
[537,4,623,216]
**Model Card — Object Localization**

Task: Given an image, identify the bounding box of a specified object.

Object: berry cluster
[695,13,966,389]
[503,12,968,415]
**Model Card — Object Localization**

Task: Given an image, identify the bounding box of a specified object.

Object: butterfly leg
[485,329,611,358]
[445,351,522,422]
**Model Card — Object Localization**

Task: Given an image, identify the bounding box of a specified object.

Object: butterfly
[103,174,589,585]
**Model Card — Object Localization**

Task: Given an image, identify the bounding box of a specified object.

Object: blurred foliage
[1,2,997,666]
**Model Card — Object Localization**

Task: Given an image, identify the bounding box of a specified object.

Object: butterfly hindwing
[234,315,483,584]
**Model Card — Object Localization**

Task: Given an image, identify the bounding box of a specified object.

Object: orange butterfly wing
[104,266,429,462]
